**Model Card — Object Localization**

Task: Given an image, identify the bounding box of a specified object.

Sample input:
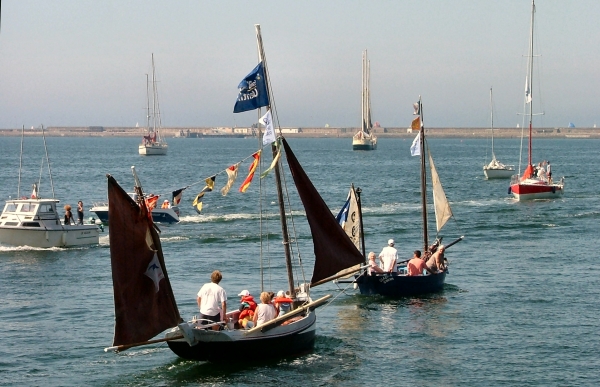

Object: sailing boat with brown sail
[105,25,364,362]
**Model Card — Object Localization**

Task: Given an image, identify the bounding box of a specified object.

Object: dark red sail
[282,139,365,286]
[107,175,181,346]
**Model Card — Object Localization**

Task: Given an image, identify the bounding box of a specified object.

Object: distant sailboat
[352,50,377,151]
[509,0,564,200]
[139,54,168,155]
[483,88,515,179]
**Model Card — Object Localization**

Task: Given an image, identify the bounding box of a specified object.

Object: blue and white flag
[336,197,351,226]
[260,110,276,145]
[233,62,270,113]
[410,131,421,156]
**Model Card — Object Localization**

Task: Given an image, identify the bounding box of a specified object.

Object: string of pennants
[151,61,279,214]
[160,139,280,214]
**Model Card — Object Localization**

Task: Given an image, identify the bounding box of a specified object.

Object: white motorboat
[0,197,100,248]
[0,126,101,248]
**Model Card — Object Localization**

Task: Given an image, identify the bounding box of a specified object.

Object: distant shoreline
[0,126,598,139]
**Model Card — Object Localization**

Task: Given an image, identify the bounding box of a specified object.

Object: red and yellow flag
[411,116,421,130]
[239,151,261,193]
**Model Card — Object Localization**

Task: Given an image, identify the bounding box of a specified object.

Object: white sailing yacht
[352,50,377,151]
[483,87,515,179]
[139,54,168,155]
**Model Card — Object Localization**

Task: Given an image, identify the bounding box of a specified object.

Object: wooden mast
[418,97,428,252]
[255,24,296,298]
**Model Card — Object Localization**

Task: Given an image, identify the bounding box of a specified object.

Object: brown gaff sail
[282,139,365,286]
[107,175,181,347]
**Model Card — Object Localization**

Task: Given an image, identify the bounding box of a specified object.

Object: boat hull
[0,225,99,247]
[352,137,377,151]
[139,143,168,155]
[90,205,179,223]
[483,167,515,179]
[166,312,316,362]
[510,179,564,201]
[355,270,447,297]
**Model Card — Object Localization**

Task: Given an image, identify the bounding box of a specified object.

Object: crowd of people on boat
[367,238,446,276]
[196,270,294,331]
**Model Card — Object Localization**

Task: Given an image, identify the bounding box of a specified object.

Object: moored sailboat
[509,0,564,200]
[139,54,168,155]
[483,87,515,179]
[352,50,377,151]
[105,25,364,362]
[354,97,463,297]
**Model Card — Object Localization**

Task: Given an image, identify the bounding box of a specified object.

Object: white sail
[428,151,452,232]
[342,187,361,249]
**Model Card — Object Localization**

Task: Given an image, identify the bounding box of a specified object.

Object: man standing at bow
[378,239,398,273]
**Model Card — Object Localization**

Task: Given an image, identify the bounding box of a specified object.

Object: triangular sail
[108,175,180,347]
[282,139,365,286]
[338,186,361,249]
[428,151,453,232]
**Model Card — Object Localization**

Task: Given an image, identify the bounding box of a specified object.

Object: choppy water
[1,136,599,386]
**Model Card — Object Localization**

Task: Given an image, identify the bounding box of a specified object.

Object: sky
[0,0,598,129]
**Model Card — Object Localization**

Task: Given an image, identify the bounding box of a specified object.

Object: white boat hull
[139,143,168,155]
[483,167,515,179]
[352,136,377,150]
[0,225,99,248]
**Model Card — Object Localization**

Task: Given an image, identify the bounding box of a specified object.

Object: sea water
[0,136,599,386]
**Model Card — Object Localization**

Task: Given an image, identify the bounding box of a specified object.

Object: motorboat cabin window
[39,204,54,213]
[19,203,37,213]
[22,222,41,227]
[3,203,17,213]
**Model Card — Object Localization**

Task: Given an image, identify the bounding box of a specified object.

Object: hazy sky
[0,0,598,129]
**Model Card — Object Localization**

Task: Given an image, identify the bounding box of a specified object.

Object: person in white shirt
[197,270,227,331]
[253,292,277,327]
[378,239,398,273]
[367,251,385,275]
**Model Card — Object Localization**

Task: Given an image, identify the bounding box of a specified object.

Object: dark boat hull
[355,270,447,297]
[166,312,316,362]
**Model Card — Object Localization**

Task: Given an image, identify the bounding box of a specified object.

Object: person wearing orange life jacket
[273,290,293,317]
[161,200,170,209]
[237,290,257,329]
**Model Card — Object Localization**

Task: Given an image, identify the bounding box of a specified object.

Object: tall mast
[255,24,296,298]
[361,51,366,132]
[490,87,495,159]
[145,73,151,133]
[367,58,372,132]
[151,53,158,134]
[418,97,428,251]
[527,0,535,167]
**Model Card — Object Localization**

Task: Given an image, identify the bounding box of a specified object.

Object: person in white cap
[378,239,398,273]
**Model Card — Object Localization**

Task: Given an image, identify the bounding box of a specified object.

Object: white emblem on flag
[144,252,165,293]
